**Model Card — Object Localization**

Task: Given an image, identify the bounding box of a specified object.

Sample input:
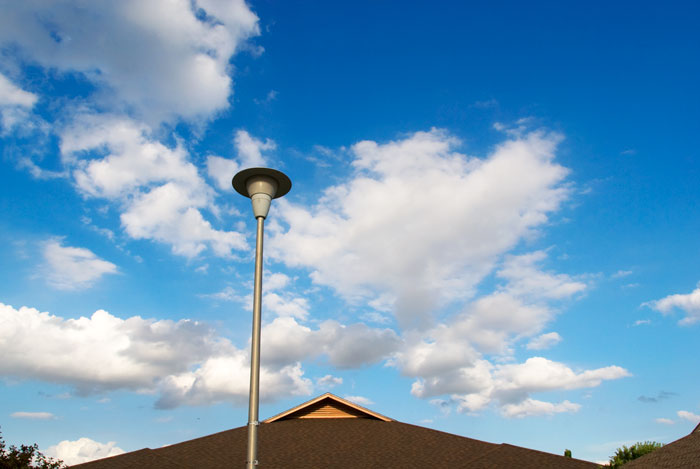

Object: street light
[232,167,291,468]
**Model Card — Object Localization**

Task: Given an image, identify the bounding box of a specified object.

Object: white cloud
[204,276,309,319]
[261,317,400,370]
[526,332,562,350]
[613,270,633,278]
[647,283,700,325]
[266,272,291,290]
[501,398,580,418]
[678,410,700,424]
[234,129,275,167]
[0,0,260,123]
[492,357,630,403]
[270,129,570,328]
[11,411,56,420]
[0,303,220,392]
[207,155,240,191]
[61,115,247,258]
[447,292,551,355]
[263,293,310,320]
[0,1,266,260]
[121,181,245,257]
[391,251,582,370]
[0,302,399,408]
[44,438,125,466]
[0,72,39,131]
[316,375,342,389]
[497,251,587,300]
[64,116,201,198]
[202,286,238,302]
[633,319,651,326]
[655,418,675,425]
[344,395,374,406]
[0,72,37,107]
[42,239,118,290]
[156,316,400,407]
[318,320,401,369]
[206,129,275,191]
[155,353,312,409]
[402,355,629,417]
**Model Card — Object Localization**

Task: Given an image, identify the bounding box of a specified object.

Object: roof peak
[263,393,392,423]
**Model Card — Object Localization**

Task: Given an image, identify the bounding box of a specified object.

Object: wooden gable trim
[263,392,392,423]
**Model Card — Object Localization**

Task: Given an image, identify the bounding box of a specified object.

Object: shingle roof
[70,419,596,468]
[623,427,700,468]
[70,393,597,468]
[68,448,190,469]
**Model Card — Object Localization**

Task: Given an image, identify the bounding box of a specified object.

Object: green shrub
[608,441,663,468]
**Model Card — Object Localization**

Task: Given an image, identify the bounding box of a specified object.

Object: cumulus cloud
[203,274,310,319]
[11,411,56,420]
[206,130,274,191]
[526,332,562,350]
[655,418,675,425]
[500,398,580,418]
[405,356,629,417]
[44,438,125,466]
[491,357,630,404]
[156,354,311,409]
[647,283,700,325]
[0,302,399,408]
[344,395,374,406]
[270,129,570,328]
[0,73,37,108]
[0,0,260,123]
[392,250,583,379]
[497,251,586,301]
[234,129,275,167]
[151,315,401,407]
[0,72,38,131]
[261,317,400,370]
[64,115,201,198]
[678,410,700,424]
[42,239,118,290]
[0,303,221,392]
[263,293,310,320]
[1,2,262,259]
[207,155,240,191]
[61,115,247,258]
[384,246,612,417]
[316,375,343,389]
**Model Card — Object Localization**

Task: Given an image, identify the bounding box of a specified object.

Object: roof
[623,426,700,468]
[70,393,597,468]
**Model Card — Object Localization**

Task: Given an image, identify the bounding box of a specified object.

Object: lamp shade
[232,168,292,199]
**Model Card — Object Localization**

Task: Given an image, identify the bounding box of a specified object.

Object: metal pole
[246,216,264,468]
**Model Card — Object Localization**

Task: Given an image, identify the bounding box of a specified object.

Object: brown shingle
[69,448,188,469]
[70,418,597,468]
[624,429,700,468]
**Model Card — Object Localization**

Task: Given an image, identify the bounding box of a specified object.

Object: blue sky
[0,0,698,465]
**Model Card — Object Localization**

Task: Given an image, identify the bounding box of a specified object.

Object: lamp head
[232,168,292,219]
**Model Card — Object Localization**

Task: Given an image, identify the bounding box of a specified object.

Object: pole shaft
[246,216,264,468]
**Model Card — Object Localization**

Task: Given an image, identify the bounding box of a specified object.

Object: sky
[0,0,698,465]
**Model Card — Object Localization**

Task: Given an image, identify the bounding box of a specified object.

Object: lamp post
[232,168,291,468]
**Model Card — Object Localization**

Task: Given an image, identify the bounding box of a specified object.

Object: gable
[263,392,392,423]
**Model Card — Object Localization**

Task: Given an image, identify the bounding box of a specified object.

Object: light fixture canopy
[232,167,292,199]
[232,167,292,219]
